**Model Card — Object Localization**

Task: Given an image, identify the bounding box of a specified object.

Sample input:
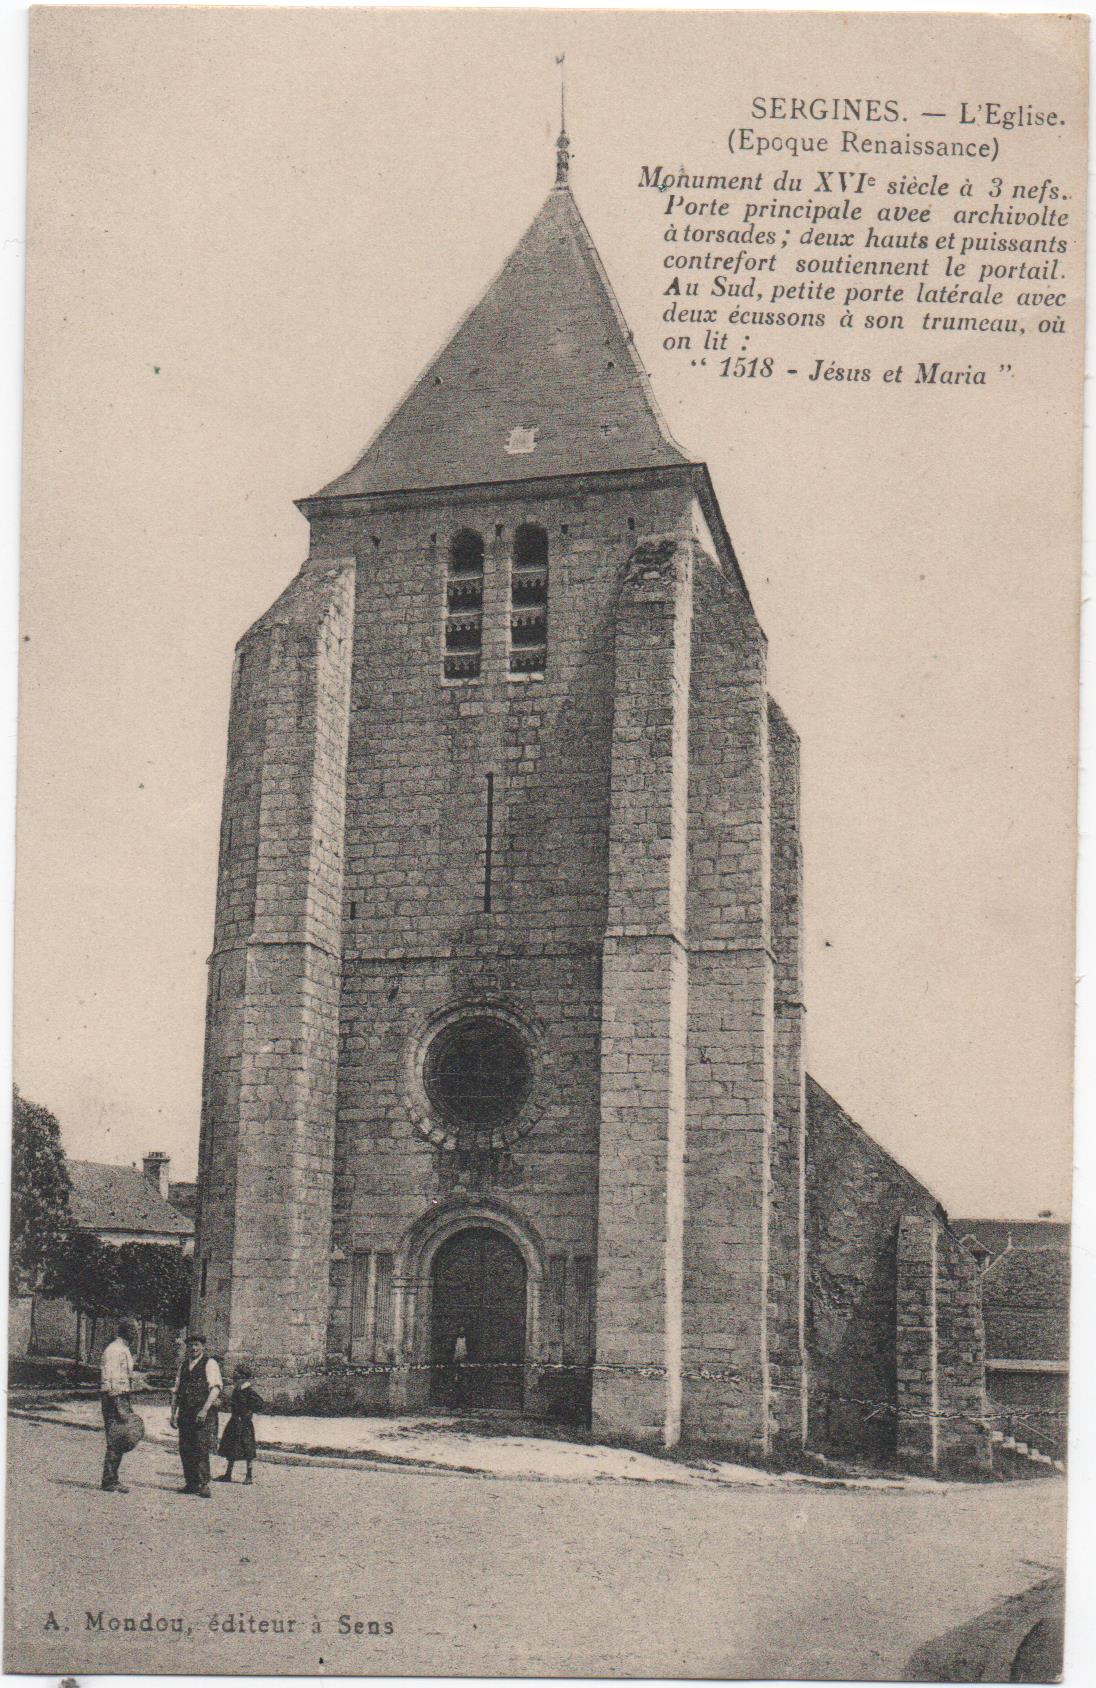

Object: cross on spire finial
[555,54,570,188]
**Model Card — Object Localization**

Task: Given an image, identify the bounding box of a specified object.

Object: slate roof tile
[309,186,689,501]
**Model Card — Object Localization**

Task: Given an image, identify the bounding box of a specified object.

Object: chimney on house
[143,1151,170,1202]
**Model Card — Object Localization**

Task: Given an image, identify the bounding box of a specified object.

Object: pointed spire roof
[309,182,689,501]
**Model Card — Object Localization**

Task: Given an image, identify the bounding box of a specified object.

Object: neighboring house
[24,1152,194,1366]
[68,1153,195,1250]
[956,1219,1069,1459]
[955,1218,1068,1263]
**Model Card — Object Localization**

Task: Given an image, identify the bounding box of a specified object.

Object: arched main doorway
[430,1227,527,1410]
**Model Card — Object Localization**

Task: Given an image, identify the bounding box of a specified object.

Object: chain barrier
[316,1357,1068,1428]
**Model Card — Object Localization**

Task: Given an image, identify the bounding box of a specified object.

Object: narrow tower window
[484,772,494,913]
[373,1253,395,1357]
[444,528,484,679]
[510,523,548,675]
[573,1255,594,1360]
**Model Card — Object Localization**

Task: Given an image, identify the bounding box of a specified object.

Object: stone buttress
[592,524,808,1454]
[592,531,692,1445]
[194,559,355,1377]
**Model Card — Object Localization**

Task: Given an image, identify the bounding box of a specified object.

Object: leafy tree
[11,1091,194,1367]
[10,1087,75,1296]
[48,1236,193,1365]
[46,1231,126,1364]
[115,1243,193,1360]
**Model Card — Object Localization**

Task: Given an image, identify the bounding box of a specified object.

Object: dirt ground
[11,1396,979,1489]
[4,1418,1067,1680]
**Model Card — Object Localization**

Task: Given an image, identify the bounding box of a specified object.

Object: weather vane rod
[555,54,570,188]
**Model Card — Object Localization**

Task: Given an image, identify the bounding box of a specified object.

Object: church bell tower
[194,123,808,1454]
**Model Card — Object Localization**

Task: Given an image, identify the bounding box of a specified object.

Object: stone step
[993,1432,1065,1475]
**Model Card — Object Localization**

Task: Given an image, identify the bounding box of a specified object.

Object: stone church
[194,131,989,1473]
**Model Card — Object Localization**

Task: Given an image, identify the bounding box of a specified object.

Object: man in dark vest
[170,1331,222,1498]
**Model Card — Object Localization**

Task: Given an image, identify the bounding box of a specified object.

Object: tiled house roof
[68,1161,194,1240]
[308,186,689,501]
[981,1247,1070,1365]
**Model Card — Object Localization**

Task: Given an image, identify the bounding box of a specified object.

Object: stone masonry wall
[805,1077,932,1458]
[934,1223,990,1471]
[309,473,700,1413]
[896,1214,989,1474]
[680,545,775,1451]
[593,529,693,1446]
[195,636,269,1323]
[806,1078,989,1470]
[766,699,807,1447]
[195,558,355,1371]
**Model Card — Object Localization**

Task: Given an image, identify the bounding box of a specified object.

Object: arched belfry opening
[430,1226,527,1410]
[445,528,485,679]
[513,522,548,569]
[510,523,549,674]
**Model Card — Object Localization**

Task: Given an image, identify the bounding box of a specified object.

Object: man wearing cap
[100,1316,139,1493]
[170,1331,222,1498]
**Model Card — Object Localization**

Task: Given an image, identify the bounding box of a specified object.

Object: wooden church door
[430,1227,527,1410]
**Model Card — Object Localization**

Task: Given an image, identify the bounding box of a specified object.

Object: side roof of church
[309,183,690,501]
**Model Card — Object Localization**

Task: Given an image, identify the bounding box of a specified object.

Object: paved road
[5,1420,1066,1680]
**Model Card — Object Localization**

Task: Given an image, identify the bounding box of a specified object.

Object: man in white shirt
[170,1331,222,1498]
[100,1318,138,1493]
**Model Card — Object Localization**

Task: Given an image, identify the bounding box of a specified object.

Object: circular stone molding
[407,1003,545,1152]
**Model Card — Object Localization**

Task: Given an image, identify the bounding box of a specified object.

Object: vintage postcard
[6,6,1085,1682]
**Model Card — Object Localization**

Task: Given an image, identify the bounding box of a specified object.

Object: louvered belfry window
[444,529,484,679]
[509,523,548,674]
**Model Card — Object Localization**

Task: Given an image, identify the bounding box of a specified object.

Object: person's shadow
[51,1472,181,1494]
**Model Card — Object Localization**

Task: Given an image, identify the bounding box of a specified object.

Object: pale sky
[15,8,1081,1218]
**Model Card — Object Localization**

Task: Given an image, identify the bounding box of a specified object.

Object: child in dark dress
[217,1365,265,1484]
